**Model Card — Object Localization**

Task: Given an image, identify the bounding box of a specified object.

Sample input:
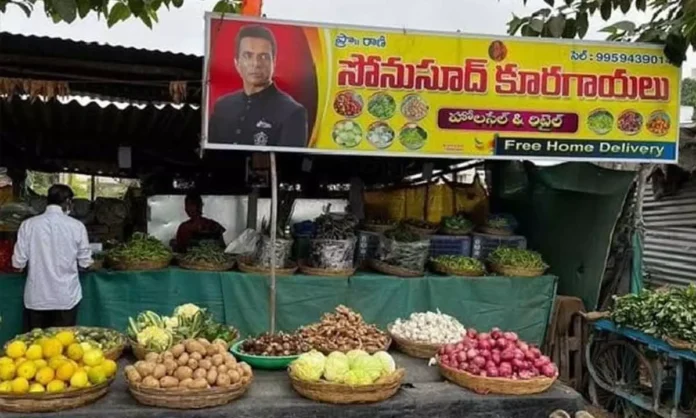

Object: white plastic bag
[225,229,260,255]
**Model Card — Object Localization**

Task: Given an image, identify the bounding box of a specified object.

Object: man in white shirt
[12,184,93,331]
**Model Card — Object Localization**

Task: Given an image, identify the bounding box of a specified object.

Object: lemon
[0,357,13,366]
[87,367,107,385]
[55,331,75,347]
[66,343,84,361]
[35,367,55,386]
[33,358,48,369]
[48,355,67,370]
[25,344,43,361]
[16,361,37,380]
[70,370,89,388]
[56,362,75,381]
[46,380,65,393]
[14,357,26,365]
[82,349,104,367]
[0,382,11,393]
[6,341,27,359]
[100,359,117,378]
[11,377,29,394]
[29,383,45,393]
[79,342,93,352]
[0,363,16,381]
[41,339,63,359]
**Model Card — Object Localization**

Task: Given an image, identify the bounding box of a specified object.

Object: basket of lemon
[0,330,118,412]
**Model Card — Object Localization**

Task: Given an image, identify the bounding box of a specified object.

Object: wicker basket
[431,262,484,277]
[490,263,547,278]
[388,331,441,359]
[439,225,474,236]
[478,226,513,236]
[665,337,693,350]
[128,376,253,409]
[237,256,297,276]
[178,258,236,272]
[0,377,114,413]
[438,362,555,395]
[288,367,405,404]
[404,224,438,236]
[369,259,423,278]
[314,337,392,355]
[109,256,172,271]
[298,260,356,278]
[362,224,396,234]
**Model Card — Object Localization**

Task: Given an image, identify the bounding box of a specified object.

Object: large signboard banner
[203,14,680,162]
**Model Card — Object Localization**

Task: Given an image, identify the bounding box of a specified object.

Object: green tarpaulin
[0,269,557,346]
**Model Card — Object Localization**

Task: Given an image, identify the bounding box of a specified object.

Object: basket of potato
[124,338,253,409]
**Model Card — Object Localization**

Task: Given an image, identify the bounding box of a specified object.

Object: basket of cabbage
[288,349,404,404]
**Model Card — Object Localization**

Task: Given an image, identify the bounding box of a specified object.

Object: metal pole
[269,152,277,334]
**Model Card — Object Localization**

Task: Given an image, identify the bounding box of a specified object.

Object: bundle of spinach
[611,285,696,343]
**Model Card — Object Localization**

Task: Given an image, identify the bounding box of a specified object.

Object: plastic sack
[378,237,430,272]
[310,238,356,270]
[255,235,293,268]
[0,203,37,231]
[225,229,260,255]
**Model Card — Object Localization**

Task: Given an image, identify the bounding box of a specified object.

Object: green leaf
[562,18,577,38]
[139,9,152,27]
[127,0,143,15]
[171,0,182,7]
[107,2,130,27]
[619,0,631,13]
[52,0,77,22]
[76,0,90,17]
[12,0,32,15]
[520,24,539,37]
[600,0,612,20]
[532,8,552,17]
[543,0,554,5]
[212,0,233,13]
[635,0,646,11]
[147,6,158,22]
[529,18,545,32]
[548,14,566,37]
[577,11,589,38]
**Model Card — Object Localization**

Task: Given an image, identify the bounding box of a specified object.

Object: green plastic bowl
[230,340,300,370]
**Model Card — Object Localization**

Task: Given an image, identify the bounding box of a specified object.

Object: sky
[0,0,693,77]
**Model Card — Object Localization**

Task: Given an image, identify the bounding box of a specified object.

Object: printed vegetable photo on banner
[202,14,681,163]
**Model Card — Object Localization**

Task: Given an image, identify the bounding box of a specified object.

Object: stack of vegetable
[389,311,467,345]
[127,304,238,357]
[106,232,172,270]
[239,332,310,357]
[309,209,357,270]
[299,306,390,354]
[487,247,548,277]
[611,285,696,347]
[437,327,558,381]
[8,327,125,360]
[290,349,396,385]
[179,242,235,271]
[431,255,485,276]
[124,338,252,390]
[481,214,517,235]
[377,225,430,272]
[441,215,474,234]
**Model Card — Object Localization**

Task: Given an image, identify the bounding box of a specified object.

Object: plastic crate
[355,230,380,268]
[429,235,472,258]
[471,232,527,260]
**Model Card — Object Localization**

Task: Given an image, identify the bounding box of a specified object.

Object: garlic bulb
[389,310,466,344]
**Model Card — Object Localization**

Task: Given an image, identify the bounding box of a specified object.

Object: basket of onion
[434,328,558,395]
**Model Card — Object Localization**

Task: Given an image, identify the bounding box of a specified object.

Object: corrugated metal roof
[641,179,696,287]
[0,32,203,104]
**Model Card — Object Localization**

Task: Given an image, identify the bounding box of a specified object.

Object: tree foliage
[507,0,691,66]
[0,0,240,27]
[682,78,696,107]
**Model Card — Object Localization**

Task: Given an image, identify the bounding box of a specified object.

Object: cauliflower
[173,303,202,319]
[137,326,172,351]
[162,316,179,330]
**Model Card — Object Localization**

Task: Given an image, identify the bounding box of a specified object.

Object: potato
[185,341,206,356]
[199,359,213,370]
[239,362,252,377]
[187,359,199,370]
[135,361,156,378]
[193,368,207,380]
[141,376,160,388]
[212,343,227,355]
[126,369,142,383]
[189,378,208,389]
[225,360,237,370]
[161,351,175,361]
[173,366,193,381]
[228,370,240,384]
[197,338,211,347]
[170,344,185,358]
[206,369,218,385]
[178,378,193,388]
[217,364,228,374]
[206,344,219,356]
[160,376,179,389]
[224,352,236,362]
[152,364,167,379]
[216,373,231,387]
[211,354,224,366]
[163,359,178,375]
[145,352,160,363]
[176,352,190,366]
[190,352,203,361]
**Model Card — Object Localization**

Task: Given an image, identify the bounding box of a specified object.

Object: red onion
[534,358,549,369]
[485,360,496,369]
[444,344,455,354]
[479,349,491,360]
[467,329,478,339]
[478,332,490,341]
[503,332,519,342]
[466,348,479,360]
[513,349,525,361]
[456,351,468,363]
[541,364,557,378]
[458,362,468,371]
[491,352,501,365]
[490,327,502,339]
[472,356,486,367]
[499,362,513,378]
[497,338,510,349]
[486,366,500,377]
[518,370,533,380]
[456,342,465,351]
[468,364,481,375]
[500,349,515,361]
[479,371,488,377]
[517,341,529,351]
[538,355,551,365]
[530,347,542,359]
[477,339,492,350]
[524,350,536,361]
[512,358,525,370]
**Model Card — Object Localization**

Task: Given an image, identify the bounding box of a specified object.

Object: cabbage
[346,349,369,367]
[351,355,383,381]
[297,350,326,371]
[292,357,324,382]
[323,352,350,383]
[343,369,374,386]
[372,351,396,376]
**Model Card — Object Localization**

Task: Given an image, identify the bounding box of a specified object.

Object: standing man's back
[12,184,93,331]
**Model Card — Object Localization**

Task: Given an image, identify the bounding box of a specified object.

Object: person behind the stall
[12,184,93,332]
[174,192,226,252]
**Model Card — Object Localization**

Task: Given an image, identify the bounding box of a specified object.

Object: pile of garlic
[389,310,466,344]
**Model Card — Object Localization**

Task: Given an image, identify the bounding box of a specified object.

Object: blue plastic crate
[429,235,472,258]
[471,232,527,260]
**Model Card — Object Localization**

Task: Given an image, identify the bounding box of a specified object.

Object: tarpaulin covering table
[0,269,557,345]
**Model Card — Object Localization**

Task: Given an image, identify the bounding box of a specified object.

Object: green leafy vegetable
[488,247,547,269]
